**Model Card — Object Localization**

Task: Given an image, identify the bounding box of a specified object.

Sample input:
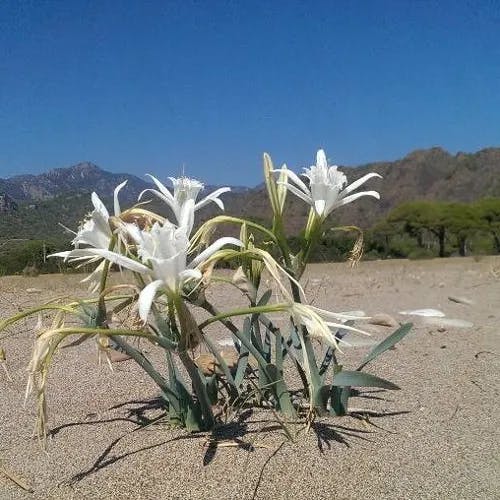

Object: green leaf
[234,318,250,387]
[262,322,272,362]
[203,334,239,400]
[265,363,296,418]
[204,374,218,405]
[257,289,273,307]
[357,323,413,371]
[330,386,350,416]
[333,370,400,390]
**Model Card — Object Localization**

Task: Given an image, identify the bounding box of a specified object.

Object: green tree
[474,198,500,253]
[444,203,479,256]
[387,201,449,257]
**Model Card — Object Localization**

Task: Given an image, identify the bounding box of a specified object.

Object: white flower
[53,181,128,257]
[139,175,230,235]
[50,181,129,289]
[291,303,370,348]
[275,149,381,219]
[129,221,200,299]
[69,221,242,321]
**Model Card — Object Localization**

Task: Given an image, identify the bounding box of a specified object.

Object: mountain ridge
[0,146,499,234]
[0,161,252,201]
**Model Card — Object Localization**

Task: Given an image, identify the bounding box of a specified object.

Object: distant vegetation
[365,198,500,260]
[0,193,499,275]
[0,194,91,275]
[297,198,500,263]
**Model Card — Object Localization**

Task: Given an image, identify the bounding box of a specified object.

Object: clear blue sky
[1,0,499,186]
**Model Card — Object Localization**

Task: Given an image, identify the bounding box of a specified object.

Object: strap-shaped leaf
[202,335,239,401]
[257,289,273,306]
[330,386,350,416]
[266,363,296,417]
[333,370,400,390]
[357,323,413,371]
[234,318,251,387]
[319,346,335,378]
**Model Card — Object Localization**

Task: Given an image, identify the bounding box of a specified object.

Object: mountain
[335,147,500,228]
[0,193,17,213]
[218,146,500,232]
[0,162,150,202]
[0,161,252,204]
[0,147,499,241]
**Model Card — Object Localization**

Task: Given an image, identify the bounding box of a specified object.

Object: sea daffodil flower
[274,149,381,219]
[291,303,370,348]
[139,175,231,235]
[51,181,129,289]
[131,222,242,320]
[74,180,128,251]
[64,221,242,321]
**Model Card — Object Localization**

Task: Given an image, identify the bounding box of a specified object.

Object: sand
[1,257,499,499]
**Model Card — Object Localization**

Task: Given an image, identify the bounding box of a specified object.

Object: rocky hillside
[0,162,150,202]
[223,146,500,232]
[338,147,500,228]
[0,147,498,240]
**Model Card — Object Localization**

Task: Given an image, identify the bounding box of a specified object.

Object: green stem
[0,295,136,337]
[198,301,277,391]
[41,326,177,351]
[297,216,323,279]
[193,216,278,245]
[0,305,77,334]
[177,350,214,430]
[198,303,289,331]
[96,260,111,325]
[287,265,324,411]
[173,296,214,429]
[110,336,180,406]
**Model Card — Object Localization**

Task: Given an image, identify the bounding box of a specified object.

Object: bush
[22,264,40,277]
[0,239,71,275]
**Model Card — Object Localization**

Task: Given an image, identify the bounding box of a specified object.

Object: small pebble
[368,313,399,328]
[448,295,474,305]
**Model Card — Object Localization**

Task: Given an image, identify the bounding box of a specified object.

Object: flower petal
[49,251,71,260]
[281,168,310,194]
[179,268,202,285]
[316,149,328,169]
[178,198,195,235]
[66,248,150,274]
[91,192,110,219]
[49,249,101,264]
[342,172,382,195]
[113,180,128,216]
[194,187,231,212]
[138,279,164,322]
[333,190,380,209]
[139,176,181,220]
[314,199,326,216]
[309,305,368,322]
[324,321,371,337]
[146,174,176,204]
[189,237,242,268]
[278,181,313,206]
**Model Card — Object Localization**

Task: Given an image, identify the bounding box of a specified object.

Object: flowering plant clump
[0,149,412,441]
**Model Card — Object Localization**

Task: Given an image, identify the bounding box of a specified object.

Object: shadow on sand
[51,394,409,486]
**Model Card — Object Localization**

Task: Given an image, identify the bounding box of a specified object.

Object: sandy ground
[0,257,499,499]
